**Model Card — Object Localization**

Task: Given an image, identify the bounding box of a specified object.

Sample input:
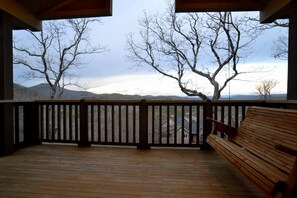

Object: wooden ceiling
[175,0,292,23]
[0,0,112,31]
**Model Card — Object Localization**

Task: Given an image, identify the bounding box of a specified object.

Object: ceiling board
[0,0,112,30]
[37,0,112,20]
[175,0,267,12]
[175,0,291,23]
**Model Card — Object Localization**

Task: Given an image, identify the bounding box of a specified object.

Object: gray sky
[13,0,288,97]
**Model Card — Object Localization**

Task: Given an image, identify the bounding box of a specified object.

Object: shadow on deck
[0,145,267,197]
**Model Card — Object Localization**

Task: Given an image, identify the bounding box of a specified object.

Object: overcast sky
[13,0,288,97]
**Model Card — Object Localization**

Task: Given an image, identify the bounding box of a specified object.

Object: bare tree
[127,4,262,100]
[256,79,279,100]
[273,35,288,60]
[14,18,107,99]
[250,18,289,60]
[268,20,289,60]
[272,23,289,60]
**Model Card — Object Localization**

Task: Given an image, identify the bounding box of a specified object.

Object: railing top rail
[210,100,266,106]
[0,100,36,104]
[1,99,297,106]
[35,100,142,105]
[144,100,206,105]
[82,100,142,105]
[265,100,297,104]
[211,100,297,105]
[35,100,81,103]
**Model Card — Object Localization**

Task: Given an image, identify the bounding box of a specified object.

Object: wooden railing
[39,101,80,144]
[146,100,205,147]
[2,99,297,151]
[9,101,39,149]
[86,100,141,146]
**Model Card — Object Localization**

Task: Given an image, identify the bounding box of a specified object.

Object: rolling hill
[13,83,286,100]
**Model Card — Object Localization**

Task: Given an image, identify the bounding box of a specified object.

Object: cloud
[86,73,183,96]
[82,61,287,96]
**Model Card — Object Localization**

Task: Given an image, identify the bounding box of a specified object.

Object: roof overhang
[260,0,291,23]
[175,0,292,23]
[0,0,112,31]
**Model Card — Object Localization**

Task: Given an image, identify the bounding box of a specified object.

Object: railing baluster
[46,105,49,140]
[40,105,44,140]
[126,105,129,143]
[174,105,177,145]
[58,105,61,141]
[196,105,200,146]
[181,105,185,145]
[235,105,239,129]
[63,105,67,141]
[167,105,170,145]
[104,105,108,142]
[98,105,101,143]
[220,105,224,123]
[189,105,192,145]
[133,105,136,144]
[14,106,19,145]
[152,105,155,144]
[91,104,94,142]
[69,105,73,141]
[242,106,246,120]
[159,105,162,145]
[111,105,114,143]
[228,105,232,126]
[220,105,224,138]
[118,105,121,143]
[75,104,78,142]
[52,105,55,140]
[214,105,218,120]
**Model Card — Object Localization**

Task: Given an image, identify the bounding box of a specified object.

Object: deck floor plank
[0,145,267,197]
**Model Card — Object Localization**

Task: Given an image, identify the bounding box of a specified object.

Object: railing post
[79,100,90,147]
[0,12,14,156]
[202,100,213,150]
[0,103,14,156]
[23,102,41,147]
[138,99,150,150]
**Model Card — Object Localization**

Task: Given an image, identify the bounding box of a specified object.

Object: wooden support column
[138,100,150,150]
[23,103,41,147]
[287,1,297,100]
[79,100,90,147]
[0,11,14,156]
[202,100,213,150]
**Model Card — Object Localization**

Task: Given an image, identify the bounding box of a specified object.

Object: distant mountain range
[220,94,286,100]
[13,83,191,100]
[29,83,99,99]
[13,83,287,100]
[14,84,49,100]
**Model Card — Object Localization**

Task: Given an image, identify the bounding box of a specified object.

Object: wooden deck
[0,145,267,198]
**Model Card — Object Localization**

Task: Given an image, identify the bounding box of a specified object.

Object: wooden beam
[38,0,112,20]
[40,9,111,19]
[37,0,76,19]
[260,0,292,23]
[0,0,41,31]
[175,0,265,13]
[0,12,13,101]
[0,11,14,156]
[287,1,297,100]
